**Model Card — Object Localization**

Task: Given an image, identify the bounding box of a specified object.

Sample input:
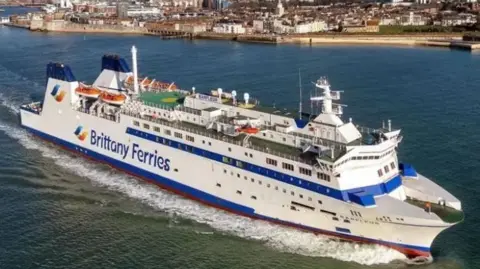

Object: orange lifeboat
[100,91,127,105]
[236,126,260,134]
[75,86,101,98]
[151,81,178,90]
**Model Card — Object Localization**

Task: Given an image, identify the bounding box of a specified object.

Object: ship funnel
[217,88,223,103]
[244,92,250,105]
[131,45,139,94]
[231,90,237,105]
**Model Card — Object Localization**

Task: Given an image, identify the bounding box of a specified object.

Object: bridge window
[377,169,383,177]
[317,172,330,182]
[143,123,150,129]
[164,129,171,136]
[282,162,294,171]
[384,165,390,173]
[266,158,277,166]
[153,126,160,132]
[133,120,140,126]
[299,167,312,176]
[390,162,396,170]
[186,135,194,142]
[174,132,183,139]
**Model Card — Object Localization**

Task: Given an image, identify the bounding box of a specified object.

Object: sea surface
[0,9,478,269]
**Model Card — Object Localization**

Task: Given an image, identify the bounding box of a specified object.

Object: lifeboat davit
[75,86,101,98]
[236,126,260,134]
[100,91,127,105]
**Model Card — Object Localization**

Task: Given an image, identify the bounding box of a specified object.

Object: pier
[420,39,480,51]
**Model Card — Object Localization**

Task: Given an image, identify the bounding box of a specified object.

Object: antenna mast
[298,68,302,120]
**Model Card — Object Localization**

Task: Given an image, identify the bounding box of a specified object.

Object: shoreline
[4,23,475,49]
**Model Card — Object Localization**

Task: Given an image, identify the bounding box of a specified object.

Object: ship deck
[121,109,340,165]
[405,197,464,223]
[139,91,186,108]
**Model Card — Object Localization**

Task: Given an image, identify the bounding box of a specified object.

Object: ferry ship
[19,46,463,260]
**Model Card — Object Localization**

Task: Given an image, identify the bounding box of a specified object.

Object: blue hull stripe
[22,125,430,254]
[126,127,402,206]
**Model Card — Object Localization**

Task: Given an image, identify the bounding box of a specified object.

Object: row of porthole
[134,119,334,189]
[222,168,324,206]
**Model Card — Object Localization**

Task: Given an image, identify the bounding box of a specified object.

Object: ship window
[377,169,383,177]
[174,132,183,139]
[275,186,279,190]
[237,190,242,195]
[384,165,390,173]
[390,162,396,169]
[251,178,255,183]
[332,217,339,221]
[174,168,178,172]
[143,123,150,129]
[202,140,205,144]
[290,191,294,196]
[368,156,374,160]
[209,142,212,146]
[186,135,195,142]
[362,156,368,160]
[222,156,232,164]
[283,189,286,193]
[237,173,240,178]
[375,156,380,159]
[249,153,253,158]
[344,219,350,223]
[244,176,247,180]
[267,183,271,188]
[282,162,294,171]
[318,200,323,204]
[245,152,248,156]
[228,147,232,152]
[133,120,139,126]
[164,129,171,136]
[290,205,297,211]
[308,197,312,201]
[259,180,262,185]
[224,169,227,174]
[299,167,312,176]
[251,195,257,200]
[266,158,278,166]
[216,183,221,187]
[283,137,286,142]
[153,126,160,132]
[299,194,303,199]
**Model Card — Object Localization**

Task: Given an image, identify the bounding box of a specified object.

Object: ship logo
[50,84,66,102]
[74,126,88,141]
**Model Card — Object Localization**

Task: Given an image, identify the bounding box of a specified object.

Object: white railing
[121,110,318,166]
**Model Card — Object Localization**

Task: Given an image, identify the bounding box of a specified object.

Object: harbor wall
[284,35,463,46]
[31,21,146,34]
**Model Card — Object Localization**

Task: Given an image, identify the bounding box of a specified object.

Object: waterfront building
[213,23,246,34]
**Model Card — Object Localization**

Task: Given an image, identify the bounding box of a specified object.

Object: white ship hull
[19,51,463,260]
[20,105,445,258]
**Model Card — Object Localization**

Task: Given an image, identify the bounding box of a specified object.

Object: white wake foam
[0,98,406,265]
